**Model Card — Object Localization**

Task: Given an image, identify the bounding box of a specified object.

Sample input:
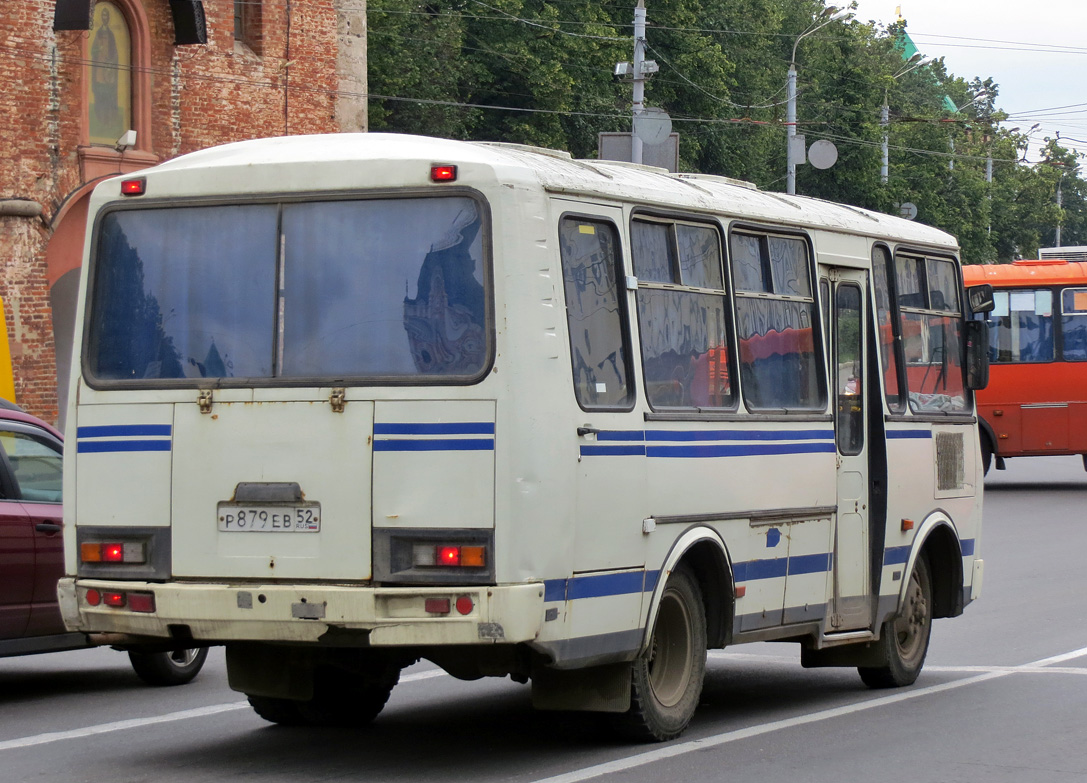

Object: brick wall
[0,0,348,423]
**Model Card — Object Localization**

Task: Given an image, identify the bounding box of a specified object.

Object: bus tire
[980,435,993,475]
[127,647,208,687]
[250,663,401,727]
[247,695,307,726]
[858,555,932,689]
[616,566,707,742]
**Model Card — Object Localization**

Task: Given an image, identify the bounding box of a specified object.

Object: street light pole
[881,54,931,185]
[786,62,798,193]
[947,89,990,172]
[786,7,850,195]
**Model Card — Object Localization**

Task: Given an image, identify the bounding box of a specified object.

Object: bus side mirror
[966,284,995,315]
[964,320,990,391]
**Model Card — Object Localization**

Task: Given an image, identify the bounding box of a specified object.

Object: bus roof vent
[1038,246,1087,262]
[1012,258,1069,266]
[585,159,670,174]
[474,142,573,161]
[673,172,758,191]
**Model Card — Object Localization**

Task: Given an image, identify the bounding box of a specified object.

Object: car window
[0,430,62,504]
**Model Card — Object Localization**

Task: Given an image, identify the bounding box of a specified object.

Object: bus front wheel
[858,555,932,688]
[616,566,707,742]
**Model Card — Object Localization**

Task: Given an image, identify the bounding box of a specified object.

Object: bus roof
[962,258,1087,286]
[103,133,958,251]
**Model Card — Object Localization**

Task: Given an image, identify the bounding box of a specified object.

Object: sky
[848,0,1087,164]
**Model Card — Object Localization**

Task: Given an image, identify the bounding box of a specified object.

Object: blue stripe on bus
[788,552,834,576]
[884,546,911,565]
[885,539,976,566]
[645,442,836,459]
[373,439,495,452]
[579,444,647,457]
[646,429,834,442]
[77,424,172,438]
[544,539,977,600]
[887,430,932,439]
[374,422,495,436]
[733,558,789,582]
[596,430,646,442]
[543,570,661,602]
[77,440,172,453]
[582,429,835,457]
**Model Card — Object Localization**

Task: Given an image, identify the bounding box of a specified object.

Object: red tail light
[81,541,146,564]
[430,165,457,182]
[127,592,156,613]
[413,544,487,568]
[120,177,146,196]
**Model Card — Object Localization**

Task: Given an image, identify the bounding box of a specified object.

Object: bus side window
[983,289,1053,363]
[1060,287,1087,360]
[558,218,634,410]
[730,232,824,412]
[632,217,733,410]
[894,255,969,413]
[872,246,904,412]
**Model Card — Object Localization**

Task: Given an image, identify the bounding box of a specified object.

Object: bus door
[830,270,872,631]
[557,207,647,577]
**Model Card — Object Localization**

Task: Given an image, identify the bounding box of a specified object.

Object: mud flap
[531,661,632,713]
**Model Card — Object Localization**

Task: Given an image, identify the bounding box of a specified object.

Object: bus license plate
[217,503,321,533]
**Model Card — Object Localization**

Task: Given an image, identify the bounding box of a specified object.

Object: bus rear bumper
[57,578,545,646]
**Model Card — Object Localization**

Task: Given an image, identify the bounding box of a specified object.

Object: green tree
[365,0,1087,257]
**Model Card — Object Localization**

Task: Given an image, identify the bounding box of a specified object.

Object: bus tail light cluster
[423,595,475,615]
[80,541,146,564]
[84,588,156,613]
[374,529,494,585]
[413,543,486,569]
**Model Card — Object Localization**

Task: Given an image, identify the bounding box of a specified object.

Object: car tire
[128,647,209,686]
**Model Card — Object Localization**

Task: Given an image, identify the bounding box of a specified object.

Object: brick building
[0,0,367,424]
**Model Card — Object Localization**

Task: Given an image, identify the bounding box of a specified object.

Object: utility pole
[880,94,889,184]
[614,1,658,165]
[1056,176,1063,248]
[632,0,648,164]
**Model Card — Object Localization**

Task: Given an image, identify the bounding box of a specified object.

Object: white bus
[59,134,989,741]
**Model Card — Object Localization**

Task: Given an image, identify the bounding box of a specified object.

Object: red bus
[963,259,1087,473]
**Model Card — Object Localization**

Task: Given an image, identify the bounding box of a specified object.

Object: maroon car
[0,402,206,685]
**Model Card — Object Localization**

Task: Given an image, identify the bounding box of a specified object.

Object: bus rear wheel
[859,555,932,688]
[248,663,401,727]
[616,566,706,742]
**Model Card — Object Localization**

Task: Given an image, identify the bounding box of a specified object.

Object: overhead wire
[14,2,1064,172]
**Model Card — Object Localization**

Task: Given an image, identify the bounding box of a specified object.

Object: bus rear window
[86,197,490,384]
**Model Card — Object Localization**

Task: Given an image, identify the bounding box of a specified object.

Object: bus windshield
[86,196,489,384]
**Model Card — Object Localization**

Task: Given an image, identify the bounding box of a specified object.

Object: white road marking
[0,666,448,752]
[528,645,1087,783]
[0,703,249,752]
[0,648,1083,758]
